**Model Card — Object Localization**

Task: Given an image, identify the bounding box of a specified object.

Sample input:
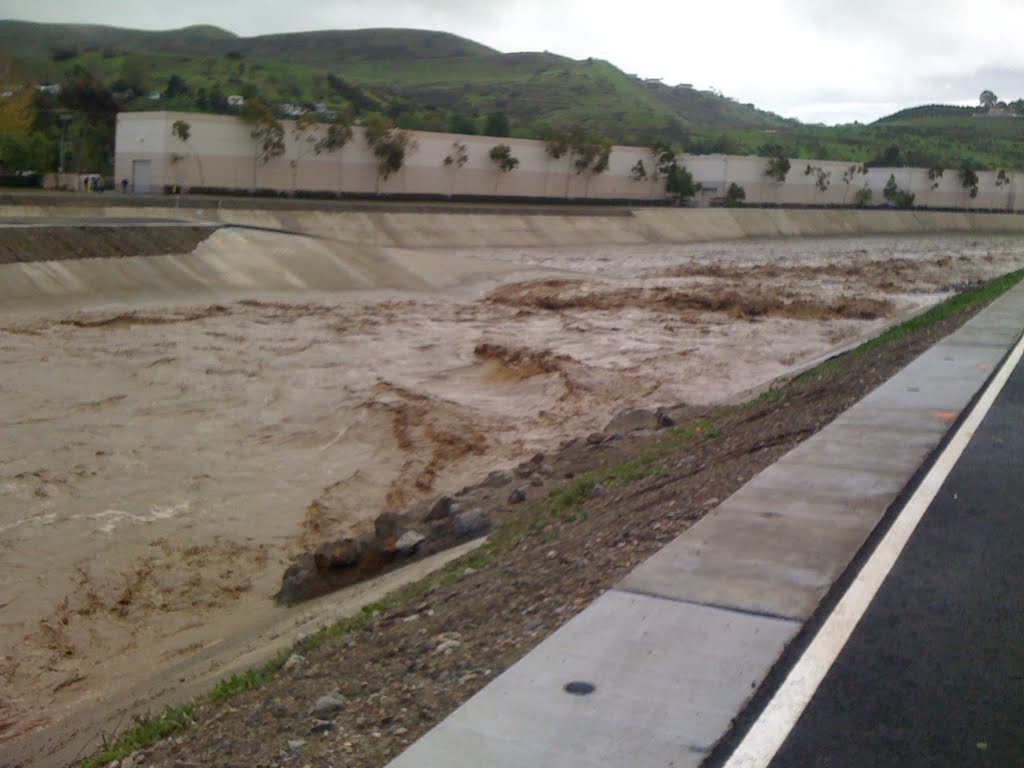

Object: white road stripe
[722,327,1024,768]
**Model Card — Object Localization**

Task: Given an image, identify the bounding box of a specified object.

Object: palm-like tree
[170,120,205,187]
[979,90,998,110]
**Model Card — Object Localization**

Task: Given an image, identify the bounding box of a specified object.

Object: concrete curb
[385,279,1024,768]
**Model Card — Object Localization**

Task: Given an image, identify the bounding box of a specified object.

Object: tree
[0,131,51,172]
[164,74,189,100]
[170,119,205,187]
[763,145,790,203]
[542,126,572,197]
[119,55,148,95]
[240,99,285,188]
[482,111,510,137]
[630,159,648,181]
[995,169,1015,211]
[665,163,698,205]
[841,163,866,205]
[979,90,998,110]
[443,141,468,198]
[315,112,354,194]
[764,149,791,182]
[883,174,915,208]
[921,165,944,207]
[648,141,694,204]
[543,126,569,160]
[447,113,477,135]
[290,111,320,192]
[957,163,979,204]
[0,89,35,134]
[725,182,746,207]
[804,163,831,202]
[58,67,118,173]
[489,143,519,193]
[854,186,873,207]
[364,114,414,192]
[650,141,677,180]
[570,131,612,196]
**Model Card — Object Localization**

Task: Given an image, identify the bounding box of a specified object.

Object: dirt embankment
[131,283,1008,768]
[0,226,218,264]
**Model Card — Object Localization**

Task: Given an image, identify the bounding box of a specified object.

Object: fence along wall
[114,111,1024,211]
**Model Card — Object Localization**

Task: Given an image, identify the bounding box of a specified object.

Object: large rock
[514,452,546,478]
[396,530,426,555]
[276,554,317,604]
[374,511,403,539]
[483,469,512,488]
[310,691,347,718]
[313,539,362,570]
[453,508,492,538]
[605,407,659,433]
[424,495,453,521]
[358,537,397,573]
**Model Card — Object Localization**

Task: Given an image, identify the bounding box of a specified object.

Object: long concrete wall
[6,205,1024,249]
[114,112,1024,211]
[2,208,1024,311]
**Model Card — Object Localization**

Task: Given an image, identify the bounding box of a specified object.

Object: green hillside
[0,20,791,146]
[0,20,238,61]
[1,19,1023,178]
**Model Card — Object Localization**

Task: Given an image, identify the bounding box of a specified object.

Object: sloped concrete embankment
[0,228,519,308]
[5,204,1024,246]
[1,208,1023,308]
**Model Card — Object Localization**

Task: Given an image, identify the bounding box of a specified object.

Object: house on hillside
[974,105,1020,119]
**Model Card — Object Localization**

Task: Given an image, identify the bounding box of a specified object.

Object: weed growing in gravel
[545,474,596,518]
[209,651,291,703]
[795,267,1024,384]
[79,705,196,768]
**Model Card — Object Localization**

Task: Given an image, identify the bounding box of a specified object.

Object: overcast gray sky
[2,0,1022,124]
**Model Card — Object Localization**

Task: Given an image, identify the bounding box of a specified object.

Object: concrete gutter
[385,280,1024,767]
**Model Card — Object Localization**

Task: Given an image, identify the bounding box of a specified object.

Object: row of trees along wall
[113,109,1022,210]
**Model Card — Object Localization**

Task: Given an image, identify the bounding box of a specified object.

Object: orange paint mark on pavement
[930,410,958,420]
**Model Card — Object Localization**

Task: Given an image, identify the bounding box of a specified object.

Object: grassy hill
[1,19,1023,176]
[0,20,791,146]
[0,20,238,60]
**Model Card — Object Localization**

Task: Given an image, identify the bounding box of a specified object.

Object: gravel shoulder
[0,225,217,264]
[98,276,1021,768]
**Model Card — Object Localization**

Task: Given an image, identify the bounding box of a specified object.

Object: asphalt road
[765,353,1024,767]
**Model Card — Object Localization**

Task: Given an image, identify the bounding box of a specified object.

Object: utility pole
[58,113,72,176]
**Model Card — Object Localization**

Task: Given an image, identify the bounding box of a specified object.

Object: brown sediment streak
[486,279,893,320]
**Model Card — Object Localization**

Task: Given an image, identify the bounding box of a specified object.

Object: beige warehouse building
[114,111,1022,211]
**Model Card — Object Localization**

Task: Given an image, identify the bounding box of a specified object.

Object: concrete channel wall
[5,205,1024,247]
[1,208,1023,308]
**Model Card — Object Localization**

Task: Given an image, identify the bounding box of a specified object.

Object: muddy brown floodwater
[0,232,1021,754]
